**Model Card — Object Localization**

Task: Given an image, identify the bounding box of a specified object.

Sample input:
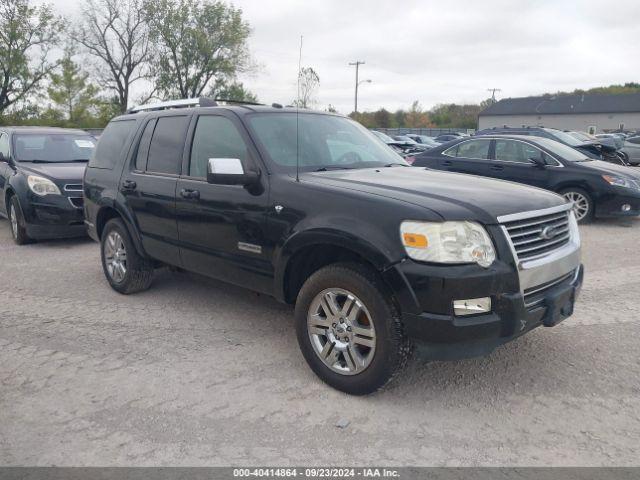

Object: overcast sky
[49,0,640,113]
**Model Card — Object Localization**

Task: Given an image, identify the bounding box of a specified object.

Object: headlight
[27,175,61,196]
[602,174,639,190]
[400,221,496,267]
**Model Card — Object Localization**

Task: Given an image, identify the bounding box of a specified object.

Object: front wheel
[8,196,31,245]
[295,263,412,395]
[560,188,593,223]
[101,218,155,294]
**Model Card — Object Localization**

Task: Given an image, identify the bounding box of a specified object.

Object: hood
[303,167,566,224]
[18,162,87,183]
[577,160,640,179]
[576,140,616,153]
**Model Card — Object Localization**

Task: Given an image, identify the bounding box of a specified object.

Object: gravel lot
[1,216,639,467]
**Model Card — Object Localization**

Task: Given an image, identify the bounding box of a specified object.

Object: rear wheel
[560,188,593,223]
[8,196,31,245]
[295,263,412,395]
[101,218,154,294]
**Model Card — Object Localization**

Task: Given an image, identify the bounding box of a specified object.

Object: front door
[0,132,10,215]
[176,113,272,294]
[489,139,551,189]
[120,114,191,265]
[438,138,493,177]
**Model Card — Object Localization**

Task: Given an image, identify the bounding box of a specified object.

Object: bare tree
[0,0,62,115]
[294,67,319,109]
[74,0,152,113]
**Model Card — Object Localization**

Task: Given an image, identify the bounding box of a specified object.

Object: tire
[100,218,154,294]
[8,195,31,245]
[560,187,593,223]
[295,262,412,395]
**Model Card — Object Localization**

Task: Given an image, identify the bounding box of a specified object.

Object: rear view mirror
[207,158,259,186]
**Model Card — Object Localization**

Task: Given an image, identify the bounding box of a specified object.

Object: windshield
[247,113,406,172]
[395,136,418,144]
[13,134,96,162]
[371,130,395,143]
[534,137,591,162]
[546,129,583,147]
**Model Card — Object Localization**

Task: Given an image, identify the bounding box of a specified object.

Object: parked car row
[4,101,637,395]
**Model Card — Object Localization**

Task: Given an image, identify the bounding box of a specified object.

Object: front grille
[69,197,84,209]
[523,270,575,308]
[64,184,83,192]
[502,210,571,261]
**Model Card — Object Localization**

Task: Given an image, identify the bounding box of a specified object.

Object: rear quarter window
[89,120,137,169]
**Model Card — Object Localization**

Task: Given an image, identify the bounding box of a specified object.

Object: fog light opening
[453,297,491,316]
[622,204,631,212]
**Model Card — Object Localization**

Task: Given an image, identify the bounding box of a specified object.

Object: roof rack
[127,97,218,114]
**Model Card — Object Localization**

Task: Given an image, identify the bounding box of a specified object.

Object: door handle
[490,165,504,171]
[442,160,453,167]
[180,189,200,200]
[122,180,137,190]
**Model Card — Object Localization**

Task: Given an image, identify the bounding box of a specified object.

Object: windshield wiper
[27,159,56,163]
[314,166,354,172]
[384,163,410,167]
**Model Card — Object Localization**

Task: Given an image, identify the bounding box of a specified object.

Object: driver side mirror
[207,158,259,186]
[529,157,546,168]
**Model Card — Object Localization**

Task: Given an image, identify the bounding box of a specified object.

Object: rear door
[489,139,552,189]
[175,112,272,294]
[120,114,191,265]
[437,139,493,176]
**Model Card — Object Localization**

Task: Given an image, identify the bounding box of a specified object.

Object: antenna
[296,35,303,182]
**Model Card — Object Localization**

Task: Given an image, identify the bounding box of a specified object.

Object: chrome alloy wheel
[9,204,18,239]
[104,231,127,283]
[307,288,376,375]
[562,191,590,221]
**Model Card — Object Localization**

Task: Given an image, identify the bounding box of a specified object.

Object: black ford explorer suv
[84,98,583,395]
[0,126,96,244]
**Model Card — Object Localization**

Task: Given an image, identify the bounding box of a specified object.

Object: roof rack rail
[127,97,218,114]
[213,97,264,106]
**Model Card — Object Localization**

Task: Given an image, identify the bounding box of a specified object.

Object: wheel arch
[95,204,148,258]
[277,230,395,305]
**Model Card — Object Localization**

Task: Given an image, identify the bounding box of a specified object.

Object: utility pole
[349,61,365,113]
[487,88,502,104]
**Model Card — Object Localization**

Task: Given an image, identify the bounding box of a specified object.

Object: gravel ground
[0,216,639,467]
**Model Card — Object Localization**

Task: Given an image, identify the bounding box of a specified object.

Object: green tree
[0,0,63,116]
[145,0,251,99]
[373,108,393,128]
[211,80,258,102]
[75,0,153,113]
[47,51,100,124]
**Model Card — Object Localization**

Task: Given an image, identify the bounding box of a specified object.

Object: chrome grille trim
[501,207,572,261]
[64,184,83,192]
[523,270,576,308]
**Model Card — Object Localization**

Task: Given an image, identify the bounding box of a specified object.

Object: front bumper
[21,193,87,239]
[595,190,640,218]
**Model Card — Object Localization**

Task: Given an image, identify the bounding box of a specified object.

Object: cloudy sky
[49,0,640,113]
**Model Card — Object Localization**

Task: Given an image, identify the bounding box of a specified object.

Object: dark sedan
[412,134,640,222]
[0,127,96,244]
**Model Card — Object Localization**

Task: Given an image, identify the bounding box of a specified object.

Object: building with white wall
[478,93,640,134]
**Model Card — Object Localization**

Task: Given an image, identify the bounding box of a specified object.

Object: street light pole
[349,60,365,113]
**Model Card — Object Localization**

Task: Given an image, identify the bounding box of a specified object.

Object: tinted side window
[135,119,157,171]
[455,140,491,160]
[189,116,248,178]
[89,120,136,169]
[147,116,190,175]
[0,133,9,157]
[495,140,543,163]
[628,137,640,145]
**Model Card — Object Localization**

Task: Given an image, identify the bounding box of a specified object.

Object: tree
[47,50,100,124]
[145,0,251,99]
[75,0,153,113]
[373,108,393,128]
[0,0,63,116]
[293,67,319,108]
[405,100,433,128]
[211,80,258,102]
